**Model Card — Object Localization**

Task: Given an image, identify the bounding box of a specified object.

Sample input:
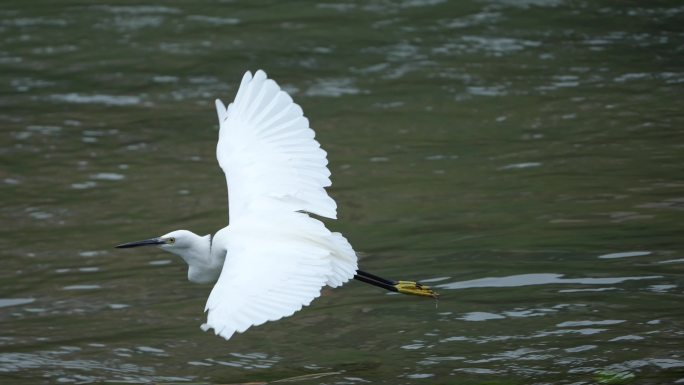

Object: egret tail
[354,270,439,299]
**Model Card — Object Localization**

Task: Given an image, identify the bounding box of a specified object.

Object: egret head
[115,229,196,251]
[116,229,215,283]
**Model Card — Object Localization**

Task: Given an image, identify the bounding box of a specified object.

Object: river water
[1,1,683,384]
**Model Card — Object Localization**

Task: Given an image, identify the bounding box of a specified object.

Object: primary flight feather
[116,70,437,341]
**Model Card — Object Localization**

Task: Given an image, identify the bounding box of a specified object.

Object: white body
[160,70,358,340]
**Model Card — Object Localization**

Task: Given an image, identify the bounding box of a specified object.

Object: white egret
[116,70,437,340]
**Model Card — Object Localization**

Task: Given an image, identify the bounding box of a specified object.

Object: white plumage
[215,70,337,221]
[204,70,357,340]
[115,70,436,341]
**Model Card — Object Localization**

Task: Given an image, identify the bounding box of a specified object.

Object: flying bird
[116,70,437,340]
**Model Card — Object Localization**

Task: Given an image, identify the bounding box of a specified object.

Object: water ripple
[0,298,35,308]
[598,251,651,259]
[437,273,662,290]
[49,94,143,106]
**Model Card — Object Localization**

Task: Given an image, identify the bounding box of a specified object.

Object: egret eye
[168,237,175,244]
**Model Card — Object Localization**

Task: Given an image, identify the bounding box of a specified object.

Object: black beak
[115,237,165,249]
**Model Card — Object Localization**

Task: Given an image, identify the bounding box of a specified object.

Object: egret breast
[188,265,222,284]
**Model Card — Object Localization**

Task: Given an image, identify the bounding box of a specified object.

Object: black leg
[355,269,396,286]
[353,273,398,293]
[353,269,439,299]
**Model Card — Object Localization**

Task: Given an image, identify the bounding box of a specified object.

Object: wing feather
[203,215,333,339]
[204,71,358,340]
[216,70,336,220]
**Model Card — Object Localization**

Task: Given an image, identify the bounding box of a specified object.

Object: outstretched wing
[215,70,336,222]
[203,214,355,340]
[204,70,357,340]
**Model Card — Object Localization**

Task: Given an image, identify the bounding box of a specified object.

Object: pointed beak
[115,237,165,249]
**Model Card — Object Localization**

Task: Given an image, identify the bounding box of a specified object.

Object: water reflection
[0,349,189,384]
[0,298,35,308]
[62,285,101,290]
[598,251,651,259]
[206,352,280,370]
[50,93,143,106]
[305,78,364,97]
[437,273,662,290]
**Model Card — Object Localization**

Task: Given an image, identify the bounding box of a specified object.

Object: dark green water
[1,1,683,384]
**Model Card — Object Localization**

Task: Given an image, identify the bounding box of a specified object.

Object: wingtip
[254,69,268,81]
[242,70,253,82]
[215,98,226,110]
[201,322,236,340]
[215,98,227,121]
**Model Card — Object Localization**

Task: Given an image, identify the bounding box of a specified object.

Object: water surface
[1,1,683,384]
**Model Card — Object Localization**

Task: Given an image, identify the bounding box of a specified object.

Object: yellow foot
[394,281,439,299]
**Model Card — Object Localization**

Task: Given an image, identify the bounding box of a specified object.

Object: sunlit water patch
[0,298,35,308]
[436,273,662,290]
[598,251,651,259]
[49,93,144,106]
